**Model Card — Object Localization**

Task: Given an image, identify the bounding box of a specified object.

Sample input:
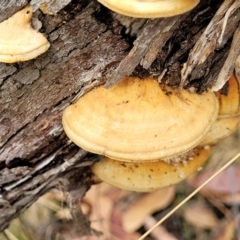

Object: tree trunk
[0,0,239,233]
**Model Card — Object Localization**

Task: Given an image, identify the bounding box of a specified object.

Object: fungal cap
[0,5,50,63]
[62,77,218,161]
[91,147,212,192]
[199,118,239,146]
[216,74,240,116]
[97,0,200,18]
[200,74,240,146]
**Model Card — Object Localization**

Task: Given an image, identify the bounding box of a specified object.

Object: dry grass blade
[3,229,18,240]
[139,151,240,240]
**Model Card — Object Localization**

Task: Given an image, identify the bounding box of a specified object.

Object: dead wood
[0,0,239,234]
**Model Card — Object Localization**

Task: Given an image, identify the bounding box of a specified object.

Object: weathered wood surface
[0,1,129,231]
[0,0,27,22]
[0,0,239,233]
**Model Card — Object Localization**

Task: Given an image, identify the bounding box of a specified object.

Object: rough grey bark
[0,0,27,22]
[0,0,239,234]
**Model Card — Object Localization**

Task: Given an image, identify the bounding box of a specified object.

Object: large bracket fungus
[97,0,200,18]
[0,5,50,63]
[62,77,219,162]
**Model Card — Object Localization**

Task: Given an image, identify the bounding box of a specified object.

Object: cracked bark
[0,0,239,234]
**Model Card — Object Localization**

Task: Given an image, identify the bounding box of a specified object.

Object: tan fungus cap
[216,74,240,116]
[91,146,212,192]
[0,5,50,63]
[200,74,240,146]
[97,0,200,18]
[62,77,218,162]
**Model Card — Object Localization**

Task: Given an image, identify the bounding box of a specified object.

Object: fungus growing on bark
[200,74,240,146]
[91,146,212,192]
[0,5,50,63]
[62,77,218,161]
[97,0,200,18]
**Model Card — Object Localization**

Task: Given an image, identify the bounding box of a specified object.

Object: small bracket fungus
[97,0,200,18]
[91,147,212,192]
[200,74,240,146]
[62,77,218,161]
[217,75,240,116]
[0,5,50,63]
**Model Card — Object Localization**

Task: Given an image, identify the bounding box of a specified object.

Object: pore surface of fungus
[200,74,240,146]
[91,147,212,192]
[97,0,200,18]
[0,5,50,63]
[63,77,218,161]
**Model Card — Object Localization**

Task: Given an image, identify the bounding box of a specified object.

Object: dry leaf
[110,208,141,240]
[214,192,240,204]
[183,201,219,229]
[122,186,175,233]
[143,216,178,240]
[82,183,114,239]
[191,165,240,194]
[188,164,240,204]
[104,185,132,202]
[213,220,235,240]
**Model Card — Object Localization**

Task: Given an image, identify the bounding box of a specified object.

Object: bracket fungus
[91,147,213,192]
[0,5,50,63]
[62,77,219,162]
[97,0,200,18]
[200,74,240,146]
